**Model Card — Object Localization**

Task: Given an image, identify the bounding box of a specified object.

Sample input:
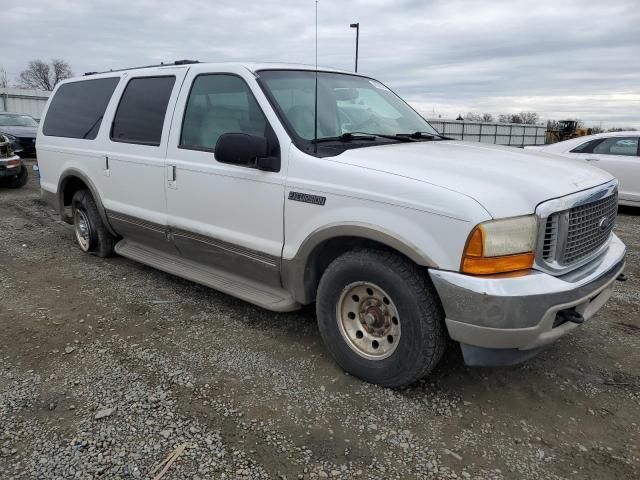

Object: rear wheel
[316,249,447,387]
[71,189,117,257]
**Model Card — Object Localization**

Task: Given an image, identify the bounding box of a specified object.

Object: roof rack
[84,59,200,76]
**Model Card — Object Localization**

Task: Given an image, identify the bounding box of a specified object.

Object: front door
[164,69,287,287]
[578,136,640,203]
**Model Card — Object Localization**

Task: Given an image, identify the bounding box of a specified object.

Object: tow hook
[616,273,628,282]
[554,308,585,327]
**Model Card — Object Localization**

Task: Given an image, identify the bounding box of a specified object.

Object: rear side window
[43,77,119,139]
[111,76,176,146]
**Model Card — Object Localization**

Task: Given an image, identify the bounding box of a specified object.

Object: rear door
[100,68,188,251]
[577,136,640,203]
[164,66,287,287]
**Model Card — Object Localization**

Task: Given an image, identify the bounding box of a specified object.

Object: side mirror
[215,133,277,170]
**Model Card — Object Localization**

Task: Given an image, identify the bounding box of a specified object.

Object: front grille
[562,194,618,264]
[542,215,559,261]
[538,187,618,271]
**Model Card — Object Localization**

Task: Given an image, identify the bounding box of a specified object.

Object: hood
[332,140,613,218]
[0,125,38,137]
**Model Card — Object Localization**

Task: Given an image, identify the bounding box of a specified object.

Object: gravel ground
[0,163,638,479]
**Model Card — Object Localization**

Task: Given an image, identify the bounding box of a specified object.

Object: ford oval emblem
[598,216,609,231]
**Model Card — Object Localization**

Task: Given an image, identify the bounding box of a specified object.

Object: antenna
[313,0,319,154]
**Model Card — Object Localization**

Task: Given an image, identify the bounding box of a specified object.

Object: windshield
[0,114,38,127]
[258,70,438,141]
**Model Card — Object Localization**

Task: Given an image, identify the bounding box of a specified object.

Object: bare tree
[18,59,73,91]
[518,111,539,125]
[498,113,523,124]
[481,113,494,122]
[465,112,496,123]
[608,127,638,132]
[465,112,483,122]
[0,67,9,88]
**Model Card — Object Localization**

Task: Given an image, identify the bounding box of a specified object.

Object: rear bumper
[0,155,22,176]
[429,234,626,365]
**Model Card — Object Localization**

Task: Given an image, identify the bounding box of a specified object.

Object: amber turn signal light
[461,225,534,275]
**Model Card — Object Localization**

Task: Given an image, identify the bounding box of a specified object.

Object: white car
[36,61,626,387]
[526,131,639,206]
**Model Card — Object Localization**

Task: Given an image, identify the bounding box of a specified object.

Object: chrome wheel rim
[73,209,92,252]
[336,282,401,360]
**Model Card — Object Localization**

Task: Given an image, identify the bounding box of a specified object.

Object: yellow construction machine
[546,120,592,144]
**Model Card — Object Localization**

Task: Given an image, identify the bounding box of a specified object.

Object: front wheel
[316,249,447,387]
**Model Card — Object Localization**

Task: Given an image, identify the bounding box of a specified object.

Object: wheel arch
[57,168,117,236]
[282,223,437,305]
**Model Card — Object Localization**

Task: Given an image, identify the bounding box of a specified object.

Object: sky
[1,0,639,129]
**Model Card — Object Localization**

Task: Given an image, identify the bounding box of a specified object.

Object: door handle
[167,165,176,181]
[103,156,111,177]
[167,165,177,189]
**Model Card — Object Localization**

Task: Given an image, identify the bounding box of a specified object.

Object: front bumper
[429,234,626,366]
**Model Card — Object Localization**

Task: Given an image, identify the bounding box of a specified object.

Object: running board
[115,240,300,312]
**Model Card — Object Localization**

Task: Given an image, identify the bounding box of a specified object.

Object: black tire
[71,189,117,257]
[5,165,29,188]
[316,249,447,387]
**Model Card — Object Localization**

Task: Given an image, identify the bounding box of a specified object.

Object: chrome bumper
[429,234,626,365]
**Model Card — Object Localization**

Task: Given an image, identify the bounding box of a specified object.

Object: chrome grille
[535,181,618,274]
[562,194,618,264]
[542,215,558,261]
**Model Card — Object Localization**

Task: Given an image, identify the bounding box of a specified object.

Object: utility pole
[350,23,359,72]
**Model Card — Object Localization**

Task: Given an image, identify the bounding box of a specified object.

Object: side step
[115,240,300,312]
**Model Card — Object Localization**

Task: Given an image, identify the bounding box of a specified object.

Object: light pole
[350,22,359,72]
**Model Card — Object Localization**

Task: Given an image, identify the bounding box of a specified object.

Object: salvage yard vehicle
[0,133,29,188]
[0,112,39,158]
[37,61,626,387]
[526,131,639,207]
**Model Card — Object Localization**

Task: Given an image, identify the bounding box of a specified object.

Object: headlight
[461,215,537,275]
[2,133,16,142]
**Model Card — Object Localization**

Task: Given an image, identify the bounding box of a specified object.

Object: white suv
[37,61,626,387]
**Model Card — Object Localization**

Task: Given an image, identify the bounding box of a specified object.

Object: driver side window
[181,74,267,151]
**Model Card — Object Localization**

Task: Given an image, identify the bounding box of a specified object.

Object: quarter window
[43,77,119,139]
[181,74,267,151]
[111,76,176,146]
[592,137,639,156]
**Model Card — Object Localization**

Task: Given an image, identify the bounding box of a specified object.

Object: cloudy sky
[2,0,639,128]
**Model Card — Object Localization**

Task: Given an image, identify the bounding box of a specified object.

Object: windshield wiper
[313,132,414,143]
[394,131,443,140]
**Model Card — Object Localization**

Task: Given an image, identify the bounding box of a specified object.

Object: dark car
[0,112,39,158]
[0,133,29,188]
